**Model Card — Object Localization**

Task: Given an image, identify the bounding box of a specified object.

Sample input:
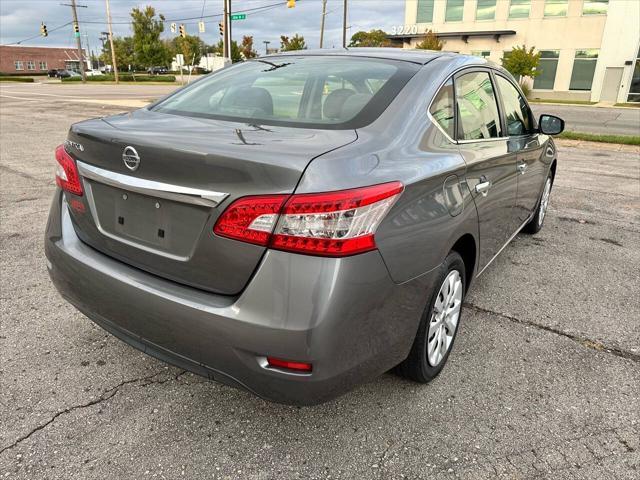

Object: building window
[627,47,640,102]
[544,0,568,17]
[509,0,531,18]
[533,51,560,90]
[417,0,435,23]
[583,0,608,15]
[476,0,496,20]
[456,71,503,140]
[569,50,599,90]
[471,51,491,58]
[26,60,36,70]
[14,61,23,70]
[39,61,47,70]
[445,0,465,22]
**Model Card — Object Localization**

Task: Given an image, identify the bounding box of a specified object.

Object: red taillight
[213,194,288,246]
[213,181,403,257]
[266,357,313,372]
[55,144,83,196]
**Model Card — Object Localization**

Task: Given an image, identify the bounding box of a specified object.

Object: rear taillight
[213,182,403,257]
[54,145,83,196]
[266,357,313,373]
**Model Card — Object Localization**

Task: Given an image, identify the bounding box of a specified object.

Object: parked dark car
[47,69,59,78]
[45,49,564,405]
[147,66,168,75]
[55,69,80,79]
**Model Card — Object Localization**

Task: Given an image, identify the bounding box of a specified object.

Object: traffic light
[170,23,176,33]
[179,24,186,38]
[287,0,296,8]
[40,22,48,37]
[73,21,79,37]
[198,21,205,33]
[218,22,224,36]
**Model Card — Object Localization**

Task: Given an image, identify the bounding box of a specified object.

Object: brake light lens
[266,357,313,372]
[272,181,403,256]
[54,144,83,196]
[213,195,288,246]
[213,181,403,257]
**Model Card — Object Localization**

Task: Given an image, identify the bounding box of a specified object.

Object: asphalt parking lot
[1,87,639,479]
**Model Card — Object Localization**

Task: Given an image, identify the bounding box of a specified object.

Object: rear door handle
[517,161,528,174]
[475,181,491,196]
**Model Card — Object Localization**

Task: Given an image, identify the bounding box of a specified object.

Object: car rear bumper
[45,191,437,405]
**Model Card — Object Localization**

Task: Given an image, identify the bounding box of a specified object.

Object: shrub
[0,76,34,82]
[62,74,176,82]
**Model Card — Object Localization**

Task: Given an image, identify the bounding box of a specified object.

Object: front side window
[495,75,532,136]
[429,79,455,139]
[445,0,465,22]
[476,0,496,21]
[570,49,599,90]
[509,0,531,18]
[417,0,435,23]
[152,56,416,129]
[583,0,608,15]
[533,50,560,90]
[544,0,568,17]
[455,71,503,140]
[14,61,23,70]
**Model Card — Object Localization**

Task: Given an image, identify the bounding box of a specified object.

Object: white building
[391,0,640,103]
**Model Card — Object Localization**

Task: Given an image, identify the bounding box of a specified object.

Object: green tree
[172,35,206,66]
[415,30,443,50]
[210,40,243,63]
[280,34,306,51]
[348,29,390,47]
[501,45,540,80]
[240,36,258,59]
[100,36,135,70]
[130,6,169,67]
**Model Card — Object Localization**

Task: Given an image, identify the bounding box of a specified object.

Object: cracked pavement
[1,89,639,479]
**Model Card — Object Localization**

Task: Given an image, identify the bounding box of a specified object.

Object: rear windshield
[151,56,418,129]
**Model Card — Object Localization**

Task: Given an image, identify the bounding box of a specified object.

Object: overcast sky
[0,0,405,55]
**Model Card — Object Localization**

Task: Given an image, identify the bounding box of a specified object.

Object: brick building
[0,45,89,74]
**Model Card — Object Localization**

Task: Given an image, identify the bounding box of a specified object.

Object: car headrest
[323,88,356,120]
[339,93,373,121]
[222,86,274,116]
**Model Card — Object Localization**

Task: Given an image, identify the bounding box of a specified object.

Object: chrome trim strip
[77,161,228,208]
[81,180,190,262]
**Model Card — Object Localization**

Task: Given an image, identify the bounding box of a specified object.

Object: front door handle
[475,180,491,196]
[517,161,528,174]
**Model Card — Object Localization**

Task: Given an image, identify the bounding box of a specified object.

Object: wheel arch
[449,233,477,291]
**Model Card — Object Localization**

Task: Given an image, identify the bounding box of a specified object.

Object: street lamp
[263,40,270,55]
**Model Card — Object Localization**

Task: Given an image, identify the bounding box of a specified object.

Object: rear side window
[429,79,455,139]
[152,56,418,129]
[495,75,532,135]
[455,71,503,140]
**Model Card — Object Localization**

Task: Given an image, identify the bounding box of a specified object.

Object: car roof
[270,47,460,65]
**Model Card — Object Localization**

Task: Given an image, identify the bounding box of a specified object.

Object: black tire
[397,251,466,383]
[522,172,553,234]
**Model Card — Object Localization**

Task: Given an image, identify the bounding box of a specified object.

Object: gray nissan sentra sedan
[45,48,564,405]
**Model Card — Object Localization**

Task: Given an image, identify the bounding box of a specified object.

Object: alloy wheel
[538,177,552,226]
[427,270,463,367]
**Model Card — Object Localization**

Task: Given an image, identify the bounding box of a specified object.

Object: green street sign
[230,13,246,20]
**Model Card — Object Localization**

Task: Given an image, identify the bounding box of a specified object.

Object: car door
[454,69,520,271]
[494,74,546,222]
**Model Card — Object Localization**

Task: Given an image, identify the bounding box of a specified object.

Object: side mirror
[538,114,565,135]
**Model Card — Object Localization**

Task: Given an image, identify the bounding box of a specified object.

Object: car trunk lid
[65,108,357,295]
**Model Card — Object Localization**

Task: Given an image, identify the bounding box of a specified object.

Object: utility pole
[104,0,119,83]
[62,0,87,83]
[319,0,327,49]
[223,0,232,60]
[263,40,270,55]
[342,0,348,49]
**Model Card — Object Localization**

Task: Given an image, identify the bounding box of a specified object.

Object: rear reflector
[55,144,83,196]
[213,181,403,257]
[266,357,313,372]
